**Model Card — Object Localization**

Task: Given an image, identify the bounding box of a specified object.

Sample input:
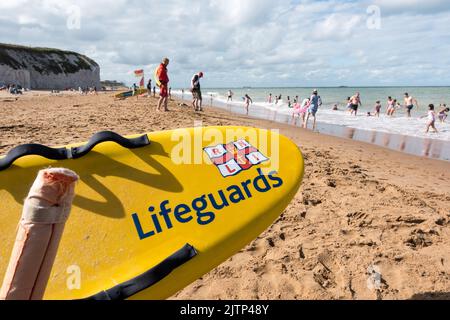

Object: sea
[173,87,450,161]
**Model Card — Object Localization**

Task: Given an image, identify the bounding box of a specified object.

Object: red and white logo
[204,140,269,177]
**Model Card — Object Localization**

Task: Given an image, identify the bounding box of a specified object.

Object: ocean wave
[172,91,450,142]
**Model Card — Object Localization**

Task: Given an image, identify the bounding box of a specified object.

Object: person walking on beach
[423,104,438,133]
[349,92,362,116]
[156,57,170,112]
[147,79,152,97]
[244,94,253,115]
[404,93,419,118]
[153,86,156,97]
[191,72,204,112]
[227,90,234,102]
[304,89,322,130]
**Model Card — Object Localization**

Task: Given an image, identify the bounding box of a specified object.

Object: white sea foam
[172,90,450,141]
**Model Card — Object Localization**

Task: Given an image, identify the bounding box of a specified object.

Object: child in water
[244,94,253,115]
[438,104,449,123]
[346,97,352,113]
[292,98,310,123]
[368,101,382,117]
[386,97,395,116]
[388,100,401,117]
[423,104,438,133]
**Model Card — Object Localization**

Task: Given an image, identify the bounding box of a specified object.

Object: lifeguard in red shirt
[155,57,170,112]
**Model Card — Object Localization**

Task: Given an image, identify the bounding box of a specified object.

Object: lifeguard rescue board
[0,126,304,300]
[114,88,147,99]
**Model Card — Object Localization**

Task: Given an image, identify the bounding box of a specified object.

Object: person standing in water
[386,96,395,116]
[244,94,253,115]
[191,72,204,112]
[438,105,449,123]
[404,93,419,118]
[268,93,273,104]
[349,92,362,116]
[227,90,234,102]
[156,57,170,112]
[293,98,310,124]
[346,97,352,113]
[423,104,438,133]
[304,89,322,130]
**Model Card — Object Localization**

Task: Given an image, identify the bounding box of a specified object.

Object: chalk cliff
[0,44,101,90]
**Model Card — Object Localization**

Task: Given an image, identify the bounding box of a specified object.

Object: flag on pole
[134,69,144,77]
[134,69,145,88]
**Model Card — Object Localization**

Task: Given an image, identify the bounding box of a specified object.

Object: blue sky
[1,0,449,87]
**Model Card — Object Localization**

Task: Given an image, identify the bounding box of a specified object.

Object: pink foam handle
[0,168,78,300]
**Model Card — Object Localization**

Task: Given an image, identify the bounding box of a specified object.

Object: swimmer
[349,92,362,116]
[370,100,382,117]
[227,90,234,102]
[404,93,420,118]
[438,104,449,123]
[346,97,352,113]
[386,96,395,116]
[304,89,322,130]
[423,104,438,133]
[293,98,310,124]
[244,94,253,115]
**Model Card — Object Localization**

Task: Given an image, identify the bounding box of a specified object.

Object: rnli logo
[204,140,269,177]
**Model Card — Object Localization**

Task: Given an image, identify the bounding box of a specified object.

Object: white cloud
[0,0,448,87]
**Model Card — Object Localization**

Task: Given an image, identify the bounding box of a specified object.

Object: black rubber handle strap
[82,244,198,300]
[0,144,67,171]
[70,131,150,159]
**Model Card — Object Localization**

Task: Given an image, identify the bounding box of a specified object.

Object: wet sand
[1,91,449,300]
[181,95,450,162]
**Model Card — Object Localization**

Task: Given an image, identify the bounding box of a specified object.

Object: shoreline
[174,93,450,162]
[0,92,449,300]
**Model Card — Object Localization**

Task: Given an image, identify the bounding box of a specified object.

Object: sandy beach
[1,91,449,300]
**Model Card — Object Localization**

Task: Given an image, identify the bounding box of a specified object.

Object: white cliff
[0,44,101,90]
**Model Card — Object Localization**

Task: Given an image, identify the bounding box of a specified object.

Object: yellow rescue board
[0,127,304,300]
[114,88,148,99]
